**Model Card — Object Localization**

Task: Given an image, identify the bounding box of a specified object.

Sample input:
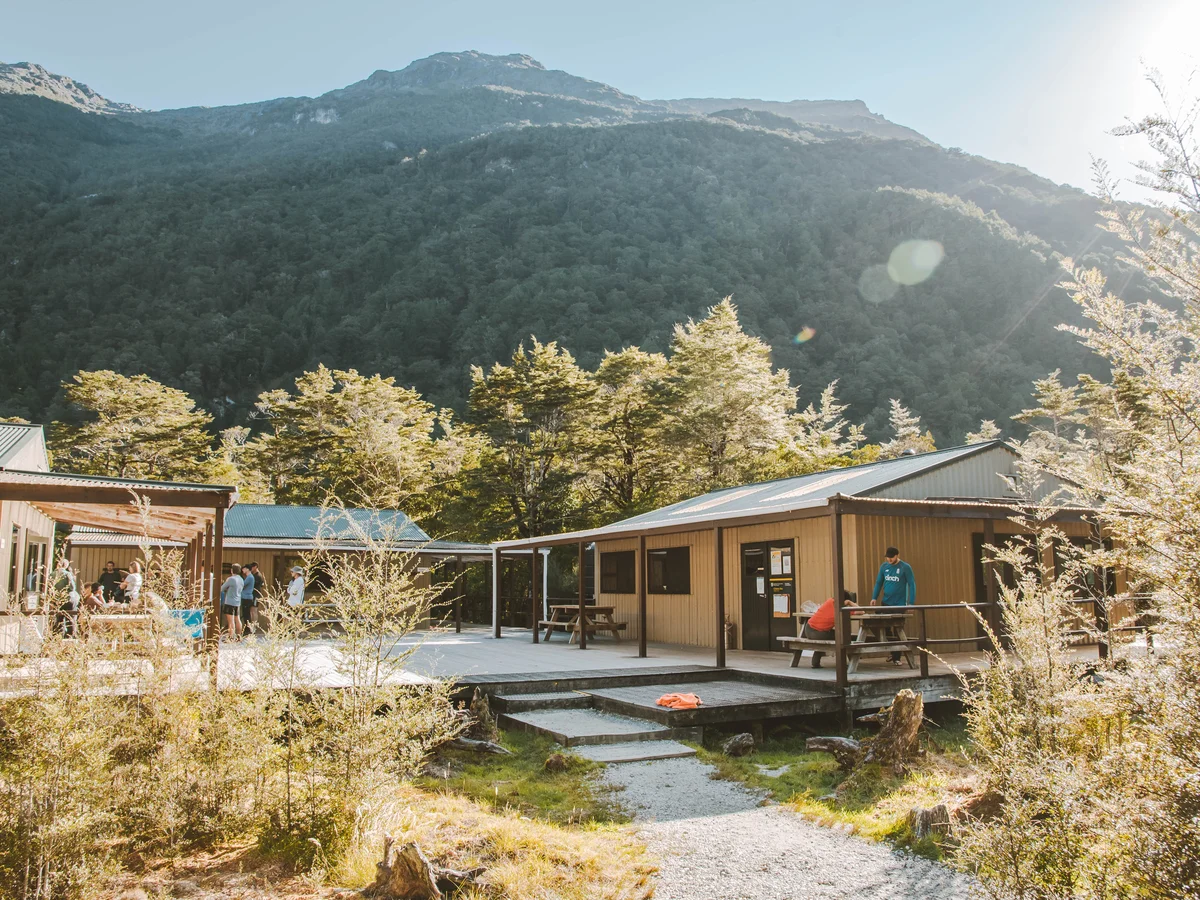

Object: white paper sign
[770,549,783,575]
[782,553,792,574]
[773,593,789,616]
[756,576,765,595]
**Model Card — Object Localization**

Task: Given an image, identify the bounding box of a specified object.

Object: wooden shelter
[493,442,1116,687]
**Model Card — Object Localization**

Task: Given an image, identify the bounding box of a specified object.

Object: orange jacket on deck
[656,692,702,710]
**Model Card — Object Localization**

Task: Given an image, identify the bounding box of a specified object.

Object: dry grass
[103,785,655,900]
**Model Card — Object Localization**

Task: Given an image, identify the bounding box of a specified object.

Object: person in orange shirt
[801,593,859,668]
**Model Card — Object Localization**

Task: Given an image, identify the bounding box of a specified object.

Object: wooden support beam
[577,540,587,650]
[983,518,1003,650]
[203,522,214,644]
[638,534,647,659]
[830,498,848,692]
[0,480,235,509]
[715,525,726,668]
[454,558,462,635]
[530,547,540,643]
[212,510,224,644]
[493,548,502,638]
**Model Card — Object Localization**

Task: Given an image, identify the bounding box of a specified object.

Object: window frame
[599,550,636,594]
[647,546,690,595]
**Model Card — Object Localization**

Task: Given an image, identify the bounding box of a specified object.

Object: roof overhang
[0,469,237,543]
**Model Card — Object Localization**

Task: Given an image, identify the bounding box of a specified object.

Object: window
[600,551,636,594]
[648,547,690,594]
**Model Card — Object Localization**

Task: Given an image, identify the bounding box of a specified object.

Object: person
[83,581,110,611]
[54,558,80,637]
[286,566,305,607]
[98,560,123,603]
[872,546,916,663]
[220,564,244,638]
[121,560,143,604]
[800,593,859,669]
[240,563,258,636]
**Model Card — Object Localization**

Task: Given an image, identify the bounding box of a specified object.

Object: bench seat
[777,635,836,668]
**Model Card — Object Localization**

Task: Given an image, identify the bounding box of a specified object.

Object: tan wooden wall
[0,499,57,611]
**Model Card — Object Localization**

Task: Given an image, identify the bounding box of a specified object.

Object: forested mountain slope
[0,52,1116,442]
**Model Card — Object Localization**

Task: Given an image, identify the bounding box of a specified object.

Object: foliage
[965,419,1002,444]
[879,399,937,458]
[420,730,626,825]
[47,370,223,481]
[241,365,465,512]
[462,340,595,538]
[0,91,1110,444]
[955,77,1200,900]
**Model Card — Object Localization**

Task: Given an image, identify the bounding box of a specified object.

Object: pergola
[0,469,238,636]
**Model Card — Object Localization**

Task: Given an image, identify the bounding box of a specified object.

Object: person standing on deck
[220,564,244,639]
[871,547,915,663]
[286,566,306,607]
[240,563,258,636]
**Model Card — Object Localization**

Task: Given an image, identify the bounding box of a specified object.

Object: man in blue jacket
[872,547,915,663]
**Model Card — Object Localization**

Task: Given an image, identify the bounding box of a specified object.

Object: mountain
[0,61,140,114]
[0,52,1116,443]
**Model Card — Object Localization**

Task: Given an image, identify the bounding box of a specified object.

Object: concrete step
[573,740,697,764]
[490,690,593,712]
[498,708,700,747]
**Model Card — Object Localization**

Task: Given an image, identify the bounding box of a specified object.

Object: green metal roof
[224,504,430,543]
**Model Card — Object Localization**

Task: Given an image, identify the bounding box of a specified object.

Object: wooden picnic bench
[541,604,627,643]
[778,608,916,671]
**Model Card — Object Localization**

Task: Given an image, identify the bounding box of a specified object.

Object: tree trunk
[364,838,442,899]
[862,689,924,774]
[805,736,863,772]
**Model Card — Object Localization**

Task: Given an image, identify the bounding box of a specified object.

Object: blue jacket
[873,560,916,606]
[240,572,256,601]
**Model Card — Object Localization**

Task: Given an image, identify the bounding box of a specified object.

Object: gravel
[600,756,975,900]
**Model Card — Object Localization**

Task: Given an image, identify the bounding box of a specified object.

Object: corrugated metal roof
[0,424,47,469]
[223,504,430,542]
[608,442,1009,531]
[494,441,1023,548]
[0,468,233,493]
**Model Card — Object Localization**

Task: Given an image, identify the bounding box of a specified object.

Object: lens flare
[887,239,945,286]
[858,264,900,304]
[793,326,816,344]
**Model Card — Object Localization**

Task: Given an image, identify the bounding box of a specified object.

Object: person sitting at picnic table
[220,564,244,639]
[120,560,143,604]
[98,560,124,603]
[872,546,916,664]
[801,593,860,668]
[83,581,111,611]
[286,566,306,607]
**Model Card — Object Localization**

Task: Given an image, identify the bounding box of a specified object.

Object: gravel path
[600,757,975,900]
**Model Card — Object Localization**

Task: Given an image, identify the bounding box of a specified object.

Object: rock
[908,802,952,839]
[447,736,511,755]
[862,689,924,774]
[544,752,569,773]
[805,736,864,772]
[722,733,755,757]
[171,880,201,897]
[952,789,1004,824]
[115,891,149,900]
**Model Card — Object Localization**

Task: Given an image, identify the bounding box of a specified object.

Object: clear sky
[3,0,1195,194]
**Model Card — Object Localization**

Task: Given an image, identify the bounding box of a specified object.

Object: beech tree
[242,366,454,510]
[664,298,796,491]
[48,370,222,482]
[463,339,594,538]
[964,419,1001,444]
[878,399,936,458]
[775,380,865,475]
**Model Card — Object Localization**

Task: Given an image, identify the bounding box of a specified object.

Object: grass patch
[696,719,978,859]
[417,729,628,825]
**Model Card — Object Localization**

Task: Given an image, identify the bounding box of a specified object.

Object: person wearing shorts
[220,564,244,639]
[240,563,258,636]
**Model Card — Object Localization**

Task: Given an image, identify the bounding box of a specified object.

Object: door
[740,541,797,650]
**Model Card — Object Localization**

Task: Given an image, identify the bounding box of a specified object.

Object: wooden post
[983,518,1001,650]
[203,521,214,641]
[213,507,224,624]
[530,547,540,644]
[918,607,930,677]
[638,534,647,658]
[829,497,847,692]
[453,558,462,634]
[715,525,726,668]
[493,548,502,638]
[577,541,587,650]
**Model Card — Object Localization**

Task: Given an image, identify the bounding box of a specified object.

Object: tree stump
[364,838,442,899]
[805,736,863,772]
[544,752,569,773]
[908,802,952,839]
[468,688,499,742]
[862,689,923,774]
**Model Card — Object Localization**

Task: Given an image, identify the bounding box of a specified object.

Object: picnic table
[540,604,627,643]
[87,613,155,650]
[779,607,916,671]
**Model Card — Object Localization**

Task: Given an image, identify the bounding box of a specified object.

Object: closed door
[740,541,797,650]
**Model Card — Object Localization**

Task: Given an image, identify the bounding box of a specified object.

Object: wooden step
[489,690,592,712]
[573,740,697,764]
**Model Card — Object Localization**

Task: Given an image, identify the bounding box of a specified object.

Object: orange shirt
[808,599,836,632]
